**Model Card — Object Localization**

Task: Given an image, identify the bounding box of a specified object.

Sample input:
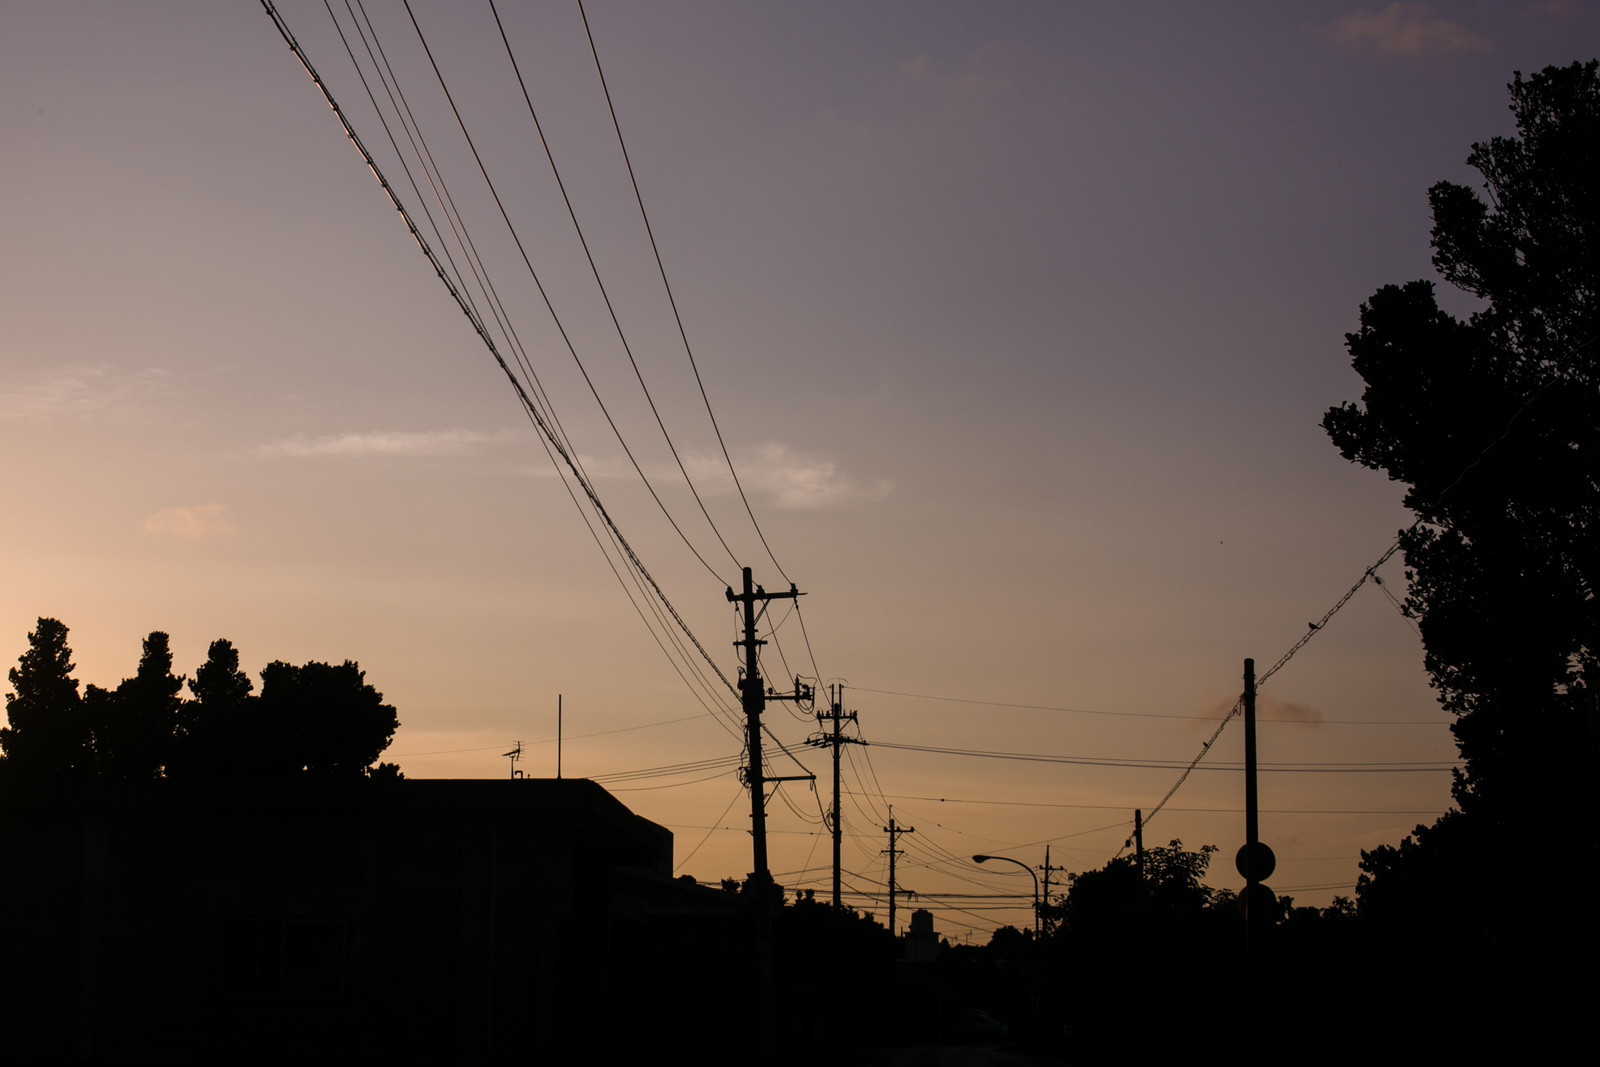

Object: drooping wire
[261,1,736,703]
[674,785,746,874]
[865,738,1455,772]
[333,2,741,736]
[333,5,737,733]
[400,0,728,585]
[576,0,793,583]
[345,0,588,480]
[487,0,742,579]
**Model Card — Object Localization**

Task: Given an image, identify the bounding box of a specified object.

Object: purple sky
[4,1,1595,939]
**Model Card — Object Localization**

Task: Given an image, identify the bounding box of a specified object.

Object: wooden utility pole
[1244,659,1259,882]
[1133,809,1145,870]
[1038,846,1066,934]
[727,566,808,884]
[806,683,863,908]
[725,566,810,1065]
[1236,657,1277,1028]
[883,813,915,935]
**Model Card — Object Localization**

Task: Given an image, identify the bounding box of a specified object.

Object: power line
[851,684,1446,726]
[1132,544,1416,842]
[674,786,745,874]
[576,0,794,585]
[398,0,729,585]
[262,1,738,728]
[845,791,1444,817]
[325,0,741,738]
[868,740,1456,772]
[487,0,742,580]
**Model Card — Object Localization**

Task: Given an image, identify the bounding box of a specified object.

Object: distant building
[904,907,940,962]
[0,777,730,1064]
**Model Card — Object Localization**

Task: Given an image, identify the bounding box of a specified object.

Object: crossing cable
[674,785,745,875]
[1126,354,1599,839]
[488,0,742,578]
[576,0,794,584]
[1126,543,1410,851]
[1258,541,1404,687]
[399,0,728,585]
[261,0,735,699]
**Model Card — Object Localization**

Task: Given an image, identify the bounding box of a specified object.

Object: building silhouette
[0,777,730,1064]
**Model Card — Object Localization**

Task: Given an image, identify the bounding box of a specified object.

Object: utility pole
[1133,808,1145,870]
[1236,657,1276,1032]
[727,566,810,883]
[805,682,864,909]
[1038,846,1067,934]
[1244,659,1260,891]
[882,812,915,935]
[725,566,811,1066]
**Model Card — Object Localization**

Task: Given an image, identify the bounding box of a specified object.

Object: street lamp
[973,854,1040,937]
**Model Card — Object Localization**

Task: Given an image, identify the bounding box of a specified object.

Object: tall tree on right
[1323,61,1600,926]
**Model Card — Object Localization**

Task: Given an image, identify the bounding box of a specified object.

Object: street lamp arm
[972,854,1042,937]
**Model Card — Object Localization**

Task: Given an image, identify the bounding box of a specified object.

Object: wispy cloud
[1259,695,1323,726]
[1529,0,1582,20]
[690,443,890,511]
[1195,690,1323,728]
[1327,3,1491,56]
[144,503,235,540]
[0,364,169,422]
[251,429,495,459]
[896,40,1033,98]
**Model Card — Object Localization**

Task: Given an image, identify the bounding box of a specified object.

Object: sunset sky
[4,1,1594,941]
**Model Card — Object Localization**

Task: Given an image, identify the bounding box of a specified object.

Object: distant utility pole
[882,812,915,934]
[1039,846,1067,934]
[1133,809,1145,871]
[725,566,811,1066]
[806,683,864,908]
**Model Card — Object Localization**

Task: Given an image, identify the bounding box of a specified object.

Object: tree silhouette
[256,660,399,778]
[168,638,254,778]
[1053,839,1220,937]
[88,631,183,779]
[3,623,401,781]
[1042,841,1233,1059]
[0,618,91,778]
[1323,61,1600,915]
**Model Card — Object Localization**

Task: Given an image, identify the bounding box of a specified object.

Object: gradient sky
[4,1,1595,941]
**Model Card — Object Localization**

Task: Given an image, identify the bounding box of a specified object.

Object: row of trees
[0,618,400,781]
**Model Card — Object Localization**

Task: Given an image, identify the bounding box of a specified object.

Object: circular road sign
[1235,841,1276,882]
